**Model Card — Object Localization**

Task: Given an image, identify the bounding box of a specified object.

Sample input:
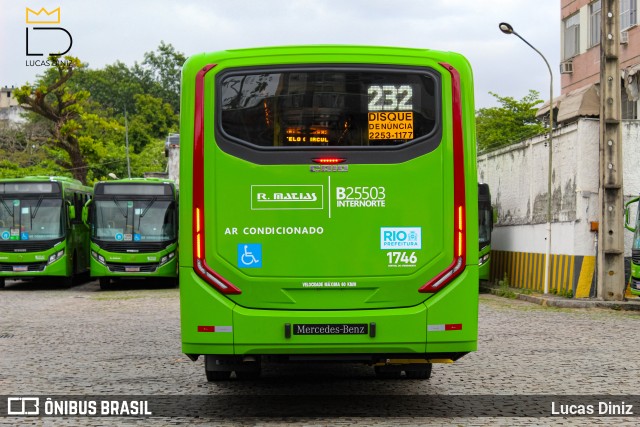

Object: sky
[0,0,560,109]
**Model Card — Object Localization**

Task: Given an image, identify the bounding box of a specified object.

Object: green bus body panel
[180,45,478,357]
[208,154,448,309]
[0,176,92,281]
[631,262,639,296]
[625,197,640,295]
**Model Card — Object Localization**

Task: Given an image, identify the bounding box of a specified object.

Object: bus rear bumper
[180,269,478,357]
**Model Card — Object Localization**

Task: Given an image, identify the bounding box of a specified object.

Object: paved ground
[1,279,640,425]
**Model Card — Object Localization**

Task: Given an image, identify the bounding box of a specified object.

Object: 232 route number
[367,85,413,111]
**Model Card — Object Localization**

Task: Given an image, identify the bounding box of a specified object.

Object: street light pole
[499,22,553,294]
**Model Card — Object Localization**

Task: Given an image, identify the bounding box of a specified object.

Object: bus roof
[94,177,176,187]
[4,175,83,185]
[183,45,471,75]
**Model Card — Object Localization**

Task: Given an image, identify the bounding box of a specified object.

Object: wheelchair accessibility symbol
[238,244,262,268]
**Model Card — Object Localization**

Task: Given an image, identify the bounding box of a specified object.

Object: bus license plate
[125,266,140,272]
[293,324,368,335]
[13,266,28,272]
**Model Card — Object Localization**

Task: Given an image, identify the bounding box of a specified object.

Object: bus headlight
[48,249,65,265]
[479,254,490,265]
[91,250,106,265]
[159,251,176,266]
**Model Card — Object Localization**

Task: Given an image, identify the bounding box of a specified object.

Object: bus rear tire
[374,366,402,379]
[205,369,231,381]
[235,365,261,380]
[99,277,111,290]
[405,364,432,379]
[61,274,74,288]
[0,278,4,288]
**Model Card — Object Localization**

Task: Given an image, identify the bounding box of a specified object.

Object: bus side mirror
[82,199,92,227]
[625,197,639,232]
[68,205,76,221]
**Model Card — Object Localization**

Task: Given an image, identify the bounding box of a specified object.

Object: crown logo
[26,7,61,24]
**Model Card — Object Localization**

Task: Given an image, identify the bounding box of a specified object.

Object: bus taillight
[457,205,465,258]
[192,63,241,295]
[419,62,467,294]
[312,157,346,164]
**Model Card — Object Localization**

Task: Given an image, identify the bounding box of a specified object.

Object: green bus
[0,176,92,288]
[624,196,640,296]
[179,45,479,381]
[85,178,178,290]
[478,183,492,282]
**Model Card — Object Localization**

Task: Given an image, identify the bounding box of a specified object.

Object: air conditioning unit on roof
[560,60,573,74]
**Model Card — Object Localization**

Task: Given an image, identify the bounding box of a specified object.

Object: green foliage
[0,123,66,178]
[476,90,546,152]
[3,42,182,184]
[14,56,91,182]
[141,41,186,113]
[496,273,517,298]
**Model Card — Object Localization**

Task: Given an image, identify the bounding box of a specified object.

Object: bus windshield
[0,197,64,240]
[479,206,492,247]
[220,69,437,147]
[634,208,640,251]
[93,199,176,242]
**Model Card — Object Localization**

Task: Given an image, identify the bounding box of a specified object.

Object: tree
[14,56,91,183]
[9,46,178,184]
[476,90,546,152]
[141,41,186,112]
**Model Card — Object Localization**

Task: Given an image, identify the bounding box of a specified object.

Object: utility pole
[598,0,625,300]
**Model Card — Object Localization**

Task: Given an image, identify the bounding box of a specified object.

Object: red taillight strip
[312,157,346,164]
[419,62,466,293]
[193,64,241,294]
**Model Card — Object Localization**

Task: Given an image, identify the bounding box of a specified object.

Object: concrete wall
[478,118,640,296]
[0,106,27,128]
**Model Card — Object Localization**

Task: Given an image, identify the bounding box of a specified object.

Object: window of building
[621,0,637,30]
[563,13,580,60]
[590,0,602,47]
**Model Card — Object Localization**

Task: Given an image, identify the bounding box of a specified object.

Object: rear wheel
[234,363,261,380]
[374,366,402,379]
[0,278,4,288]
[61,254,77,288]
[206,369,232,381]
[405,364,432,379]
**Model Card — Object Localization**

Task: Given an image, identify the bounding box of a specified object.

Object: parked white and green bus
[0,176,92,287]
[85,178,178,289]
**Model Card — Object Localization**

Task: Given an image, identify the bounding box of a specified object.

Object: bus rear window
[218,68,438,148]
